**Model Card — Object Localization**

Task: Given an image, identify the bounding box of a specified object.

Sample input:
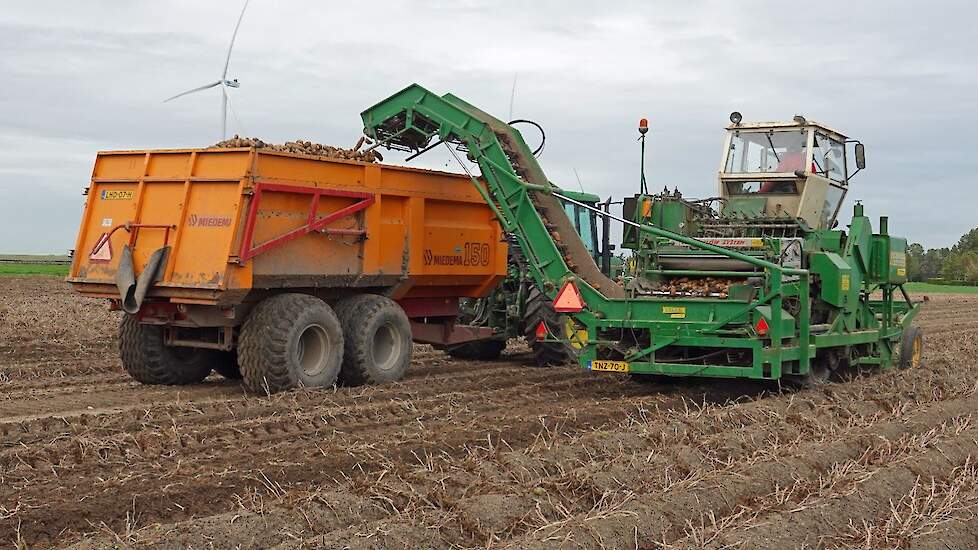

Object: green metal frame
[361,84,920,381]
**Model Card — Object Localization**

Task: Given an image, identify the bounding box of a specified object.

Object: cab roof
[725,120,848,142]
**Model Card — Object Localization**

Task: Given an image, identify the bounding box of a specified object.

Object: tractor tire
[213,350,242,380]
[446,339,506,361]
[238,293,344,394]
[523,285,572,367]
[119,315,212,385]
[335,294,412,386]
[899,326,924,369]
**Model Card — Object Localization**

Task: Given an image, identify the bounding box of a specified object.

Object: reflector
[89,234,112,262]
[553,281,585,313]
[535,321,547,341]
[755,317,770,336]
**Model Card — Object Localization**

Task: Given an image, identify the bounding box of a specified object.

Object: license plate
[590,360,630,373]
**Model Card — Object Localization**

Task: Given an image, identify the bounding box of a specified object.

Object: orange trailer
[69,147,507,392]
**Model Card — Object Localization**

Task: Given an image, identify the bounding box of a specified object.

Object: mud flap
[116,245,170,314]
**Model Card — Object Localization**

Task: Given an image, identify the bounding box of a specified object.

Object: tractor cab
[718,113,865,230]
[559,189,601,258]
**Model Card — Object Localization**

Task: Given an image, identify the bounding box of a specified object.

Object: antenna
[163,0,250,140]
[573,167,585,193]
[508,73,518,121]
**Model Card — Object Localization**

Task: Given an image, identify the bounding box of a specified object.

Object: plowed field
[2,276,976,549]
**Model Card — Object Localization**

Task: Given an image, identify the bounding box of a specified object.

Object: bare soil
[1,277,977,549]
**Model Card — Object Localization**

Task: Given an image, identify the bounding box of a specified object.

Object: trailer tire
[335,294,412,386]
[523,286,573,366]
[899,326,924,369]
[213,351,242,380]
[119,315,212,385]
[446,339,506,361]
[238,294,343,394]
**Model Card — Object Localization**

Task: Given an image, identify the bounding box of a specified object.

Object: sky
[1,0,975,253]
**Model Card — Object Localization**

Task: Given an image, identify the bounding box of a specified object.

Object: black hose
[508,119,546,157]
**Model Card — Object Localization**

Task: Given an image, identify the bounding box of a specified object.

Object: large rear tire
[446,339,506,361]
[238,294,344,394]
[523,286,573,366]
[335,294,412,386]
[119,315,212,385]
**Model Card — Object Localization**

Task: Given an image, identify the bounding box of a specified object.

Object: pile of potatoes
[211,135,382,162]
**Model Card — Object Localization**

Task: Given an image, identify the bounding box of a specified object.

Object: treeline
[907,228,978,283]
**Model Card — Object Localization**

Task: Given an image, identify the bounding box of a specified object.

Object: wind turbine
[164,0,250,140]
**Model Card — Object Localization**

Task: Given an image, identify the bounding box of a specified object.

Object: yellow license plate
[590,360,630,373]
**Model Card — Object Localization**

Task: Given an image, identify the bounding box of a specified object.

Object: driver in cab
[759,142,815,193]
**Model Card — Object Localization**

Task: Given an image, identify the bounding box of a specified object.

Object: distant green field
[0,263,69,276]
[904,282,978,295]
[0,255,71,276]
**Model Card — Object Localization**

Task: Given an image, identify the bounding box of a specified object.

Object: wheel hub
[371,322,402,372]
[297,323,330,376]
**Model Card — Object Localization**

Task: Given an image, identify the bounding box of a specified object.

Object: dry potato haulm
[0,276,976,547]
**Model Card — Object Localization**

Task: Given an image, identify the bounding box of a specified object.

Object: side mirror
[854,143,866,170]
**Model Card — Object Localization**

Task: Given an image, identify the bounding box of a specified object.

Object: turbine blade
[163,80,222,103]
[222,0,250,79]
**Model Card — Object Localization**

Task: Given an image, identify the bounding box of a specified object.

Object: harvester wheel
[784,348,842,390]
[523,286,573,367]
[119,315,212,385]
[335,294,412,386]
[899,326,924,369]
[446,339,507,361]
[213,351,242,380]
[238,293,344,394]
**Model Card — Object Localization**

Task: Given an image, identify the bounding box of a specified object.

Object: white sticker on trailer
[101,218,113,227]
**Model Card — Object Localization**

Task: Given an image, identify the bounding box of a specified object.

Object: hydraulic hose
[507,119,546,157]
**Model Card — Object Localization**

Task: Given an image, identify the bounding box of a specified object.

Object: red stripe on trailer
[238,181,374,262]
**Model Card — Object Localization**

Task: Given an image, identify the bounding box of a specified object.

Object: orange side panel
[70,148,507,303]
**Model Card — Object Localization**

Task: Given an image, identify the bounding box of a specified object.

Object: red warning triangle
[89,234,112,262]
[553,281,585,313]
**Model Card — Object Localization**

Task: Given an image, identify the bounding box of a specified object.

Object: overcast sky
[1,1,975,253]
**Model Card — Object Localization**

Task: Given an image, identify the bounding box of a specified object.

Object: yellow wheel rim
[563,316,588,350]
[911,336,922,368]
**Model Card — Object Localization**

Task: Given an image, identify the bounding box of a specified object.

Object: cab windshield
[725,129,809,174]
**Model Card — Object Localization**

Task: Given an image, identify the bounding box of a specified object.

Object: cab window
[812,132,846,182]
[725,129,809,174]
[562,202,597,254]
[820,183,846,227]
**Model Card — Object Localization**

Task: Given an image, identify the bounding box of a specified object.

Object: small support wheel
[899,326,924,369]
[784,348,844,390]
